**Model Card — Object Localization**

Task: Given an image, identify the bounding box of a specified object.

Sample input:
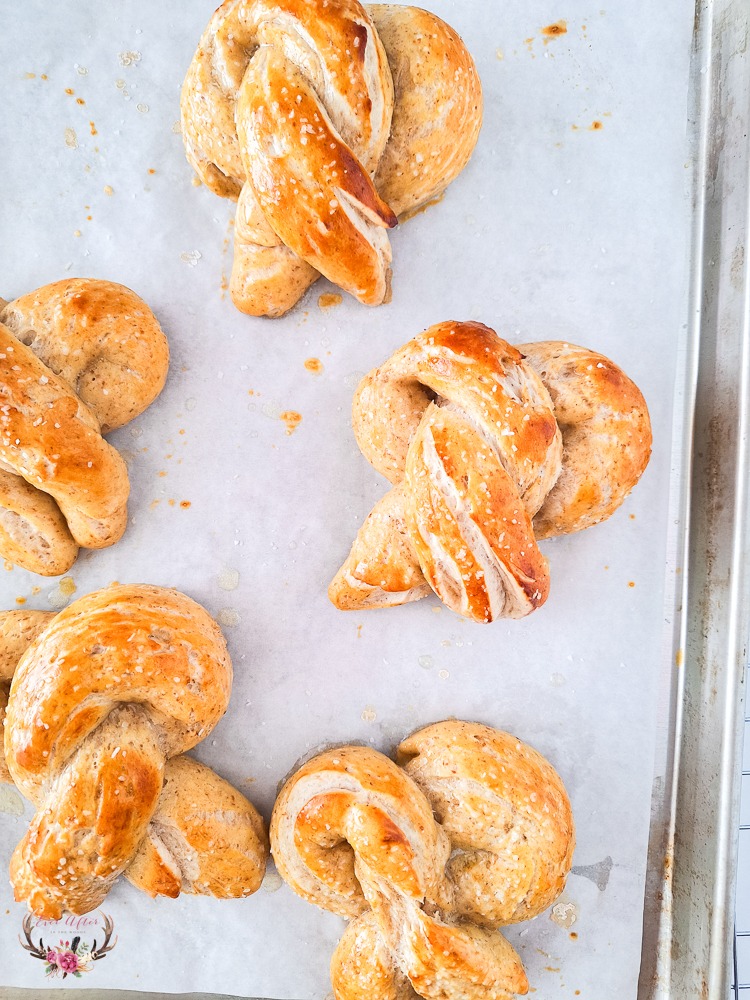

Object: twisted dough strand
[0,323,129,551]
[330,321,652,622]
[271,721,574,1000]
[3,585,267,916]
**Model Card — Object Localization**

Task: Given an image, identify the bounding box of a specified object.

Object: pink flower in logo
[57,950,80,974]
[43,945,90,979]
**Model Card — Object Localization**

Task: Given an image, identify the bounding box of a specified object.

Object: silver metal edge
[640,1,750,997]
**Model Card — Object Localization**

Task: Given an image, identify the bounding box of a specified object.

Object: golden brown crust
[235,36,397,306]
[3,584,267,917]
[331,322,561,622]
[332,912,417,1000]
[370,6,483,218]
[180,1,482,316]
[0,469,78,576]
[1,279,169,433]
[0,323,130,550]
[179,0,246,196]
[0,609,54,682]
[404,406,550,622]
[398,722,575,926]
[271,720,573,1000]
[127,756,268,900]
[327,485,431,610]
[0,609,54,783]
[330,322,652,622]
[271,745,441,919]
[230,235,319,319]
[0,280,169,575]
[517,341,653,538]
[7,586,232,797]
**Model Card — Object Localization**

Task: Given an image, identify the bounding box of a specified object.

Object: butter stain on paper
[0,786,25,816]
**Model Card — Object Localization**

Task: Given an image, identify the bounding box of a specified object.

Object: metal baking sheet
[638,1,750,998]
[0,0,733,997]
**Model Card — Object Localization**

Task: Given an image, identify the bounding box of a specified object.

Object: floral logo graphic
[19,912,117,978]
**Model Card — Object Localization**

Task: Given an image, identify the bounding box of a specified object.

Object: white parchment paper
[0,1,694,996]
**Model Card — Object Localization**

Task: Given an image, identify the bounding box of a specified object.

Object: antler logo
[19,911,117,978]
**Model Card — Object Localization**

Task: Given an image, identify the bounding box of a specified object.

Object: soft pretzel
[181,0,482,316]
[0,279,169,575]
[3,585,268,917]
[329,321,652,622]
[271,720,575,1000]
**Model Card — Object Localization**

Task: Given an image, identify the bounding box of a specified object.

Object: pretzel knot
[181,0,482,316]
[4,585,267,918]
[330,321,652,622]
[271,721,574,1000]
[0,279,169,575]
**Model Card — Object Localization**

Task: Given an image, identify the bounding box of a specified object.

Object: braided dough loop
[1,279,169,434]
[0,279,169,575]
[330,321,652,622]
[125,755,268,902]
[397,722,575,927]
[181,0,482,316]
[517,340,653,538]
[271,721,574,1000]
[4,585,267,917]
